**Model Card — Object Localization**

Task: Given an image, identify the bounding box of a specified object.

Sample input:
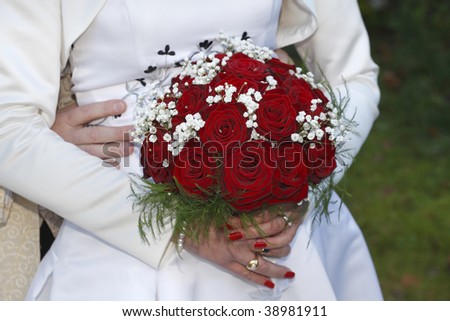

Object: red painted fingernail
[254,240,267,249]
[225,223,234,230]
[228,231,243,241]
[264,280,275,289]
[284,271,295,279]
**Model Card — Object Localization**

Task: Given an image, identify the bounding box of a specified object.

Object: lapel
[60,0,106,66]
[277,0,318,48]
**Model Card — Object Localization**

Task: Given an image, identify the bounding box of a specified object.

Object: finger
[228,202,308,230]
[285,200,310,223]
[227,203,299,230]
[71,125,134,145]
[227,209,277,229]
[234,254,295,281]
[227,216,286,241]
[66,100,126,126]
[250,238,293,257]
[249,255,294,280]
[228,203,309,240]
[265,227,297,247]
[101,141,134,158]
[101,158,121,169]
[78,142,134,159]
[253,246,291,259]
[227,262,277,289]
[228,240,294,281]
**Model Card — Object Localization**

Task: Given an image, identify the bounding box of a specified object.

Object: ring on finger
[246,256,260,271]
[279,214,294,227]
[260,248,270,255]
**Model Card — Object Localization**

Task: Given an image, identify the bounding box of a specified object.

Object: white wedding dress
[27,0,383,300]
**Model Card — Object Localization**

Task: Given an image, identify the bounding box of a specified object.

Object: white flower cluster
[290,98,346,147]
[265,75,278,90]
[206,84,238,104]
[237,88,262,129]
[169,113,205,156]
[131,88,179,144]
[287,67,349,148]
[132,34,349,158]
[206,83,263,130]
[177,34,274,87]
[295,68,319,89]
[179,56,223,85]
[218,34,273,62]
[325,106,349,144]
[128,81,178,143]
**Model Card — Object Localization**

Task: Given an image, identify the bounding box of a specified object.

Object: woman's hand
[183,224,294,289]
[183,202,308,289]
[51,100,134,166]
[227,202,308,258]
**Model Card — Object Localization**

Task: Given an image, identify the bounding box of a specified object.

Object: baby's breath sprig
[218,34,274,62]
[309,80,355,231]
[169,113,205,156]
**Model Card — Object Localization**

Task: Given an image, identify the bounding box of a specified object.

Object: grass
[339,1,450,300]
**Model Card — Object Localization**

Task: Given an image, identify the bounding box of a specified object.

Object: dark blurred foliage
[360,0,449,153]
[346,0,450,300]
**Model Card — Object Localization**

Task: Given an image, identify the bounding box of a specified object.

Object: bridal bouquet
[132,35,350,241]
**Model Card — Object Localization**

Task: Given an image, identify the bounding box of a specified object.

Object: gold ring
[280,214,294,227]
[246,257,260,271]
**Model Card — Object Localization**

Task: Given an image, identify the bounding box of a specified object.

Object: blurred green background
[342,0,449,300]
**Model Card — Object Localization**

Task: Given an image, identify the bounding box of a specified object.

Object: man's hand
[51,100,134,166]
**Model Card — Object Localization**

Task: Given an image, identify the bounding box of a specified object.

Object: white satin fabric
[0,0,174,271]
[0,0,379,274]
[25,0,382,300]
[29,192,382,300]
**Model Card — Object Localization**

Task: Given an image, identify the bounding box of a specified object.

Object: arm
[284,0,380,183]
[0,1,171,268]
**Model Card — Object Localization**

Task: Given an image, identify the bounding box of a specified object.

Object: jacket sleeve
[288,0,380,183]
[0,1,172,268]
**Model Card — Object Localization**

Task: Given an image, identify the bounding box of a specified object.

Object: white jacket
[0,0,379,268]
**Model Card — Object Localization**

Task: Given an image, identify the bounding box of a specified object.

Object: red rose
[266,58,296,83]
[140,130,173,184]
[172,84,210,128]
[303,137,337,184]
[222,140,275,212]
[283,77,316,114]
[270,142,308,204]
[173,141,217,198]
[223,52,269,81]
[255,89,297,141]
[198,102,251,154]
